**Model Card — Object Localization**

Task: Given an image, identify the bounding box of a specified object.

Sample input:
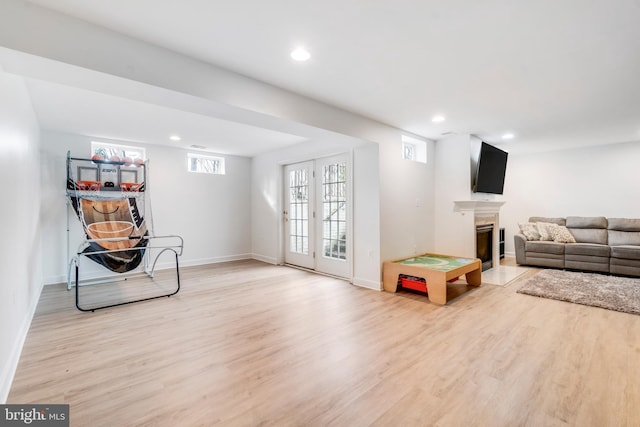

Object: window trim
[187,152,226,175]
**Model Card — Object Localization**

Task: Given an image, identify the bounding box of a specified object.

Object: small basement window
[187,153,225,175]
[91,141,146,161]
[401,135,427,164]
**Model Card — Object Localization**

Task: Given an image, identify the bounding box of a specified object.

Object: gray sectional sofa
[514,216,640,277]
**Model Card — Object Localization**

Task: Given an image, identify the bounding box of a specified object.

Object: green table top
[395,254,476,272]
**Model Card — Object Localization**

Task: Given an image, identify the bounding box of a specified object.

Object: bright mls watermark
[0,405,69,426]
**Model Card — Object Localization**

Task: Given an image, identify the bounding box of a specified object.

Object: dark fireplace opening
[476,224,494,271]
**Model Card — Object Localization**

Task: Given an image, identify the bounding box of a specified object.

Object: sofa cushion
[551,225,576,243]
[535,223,575,243]
[565,254,609,264]
[529,217,566,226]
[566,216,607,229]
[607,218,640,246]
[565,258,609,272]
[610,245,640,260]
[526,252,564,260]
[608,218,640,232]
[610,261,640,277]
[526,256,564,268]
[608,230,640,247]
[518,222,541,240]
[565,243,610,257]
[536,222,557,241]
[565,216,608,244]
[610,257,640,267]
[569,228,608,244]
[525,240,565,255]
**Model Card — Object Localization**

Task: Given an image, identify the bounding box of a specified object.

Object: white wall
[501,140,640,255]
[352,143,382,288]
[251,151,285,266]
[0,70,42,403]
[378,137,436,262]
[40,131,252,284]
[433,134,475,257]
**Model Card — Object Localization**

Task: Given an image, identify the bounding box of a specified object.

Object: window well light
[170,135,181,141]
[432,115,445,123]
[290,47,311,62]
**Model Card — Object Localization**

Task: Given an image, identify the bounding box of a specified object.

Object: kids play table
[383,253,482,305]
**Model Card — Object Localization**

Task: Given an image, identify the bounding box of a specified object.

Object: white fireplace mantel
[453,200,506,214]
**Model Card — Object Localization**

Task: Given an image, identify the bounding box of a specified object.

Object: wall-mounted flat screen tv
[473,142,508,194]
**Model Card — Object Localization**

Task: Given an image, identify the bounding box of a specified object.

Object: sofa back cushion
[608,218,640,232]
[608,218,640,246]
[566,216,607,229]
[528,217,566,226]
[566,216,608,244]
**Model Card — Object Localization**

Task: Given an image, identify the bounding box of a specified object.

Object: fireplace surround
[476,224,494,271]
[453,200,505,270]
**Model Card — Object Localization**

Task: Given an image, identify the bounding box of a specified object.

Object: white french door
[314,155,350,278]
[284,161,315,269]
[284,154,350,278]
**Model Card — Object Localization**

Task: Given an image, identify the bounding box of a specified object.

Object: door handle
[283,210,288,222]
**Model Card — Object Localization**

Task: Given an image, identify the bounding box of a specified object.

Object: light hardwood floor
[8,259,640,426]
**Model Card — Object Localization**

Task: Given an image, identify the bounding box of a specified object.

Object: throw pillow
[536,222,556,241]
[518,222,541,240]
[551,225,576,243]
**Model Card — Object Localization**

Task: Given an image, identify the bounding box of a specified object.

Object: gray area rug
[517,269,640,315]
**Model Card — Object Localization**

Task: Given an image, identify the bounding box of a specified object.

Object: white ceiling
[25,78,308,157]
[18,0,640,153]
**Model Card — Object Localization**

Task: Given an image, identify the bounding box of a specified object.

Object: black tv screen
[473,142,508,194]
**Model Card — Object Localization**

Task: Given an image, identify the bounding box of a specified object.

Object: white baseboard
[170,254,252,269]
[43,254,255,286]
[251,253,279,265]
[43,274,66,286]
[0,284,43,403]
[352,277,382,291]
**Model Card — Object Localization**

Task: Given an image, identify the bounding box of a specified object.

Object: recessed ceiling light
[432,115,445,123]
[502,133,515,140]
[290,47,311,62]
[169,135,181,141]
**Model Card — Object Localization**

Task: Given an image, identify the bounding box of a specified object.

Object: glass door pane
[289,168,309,255]
[321,162,347,260]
